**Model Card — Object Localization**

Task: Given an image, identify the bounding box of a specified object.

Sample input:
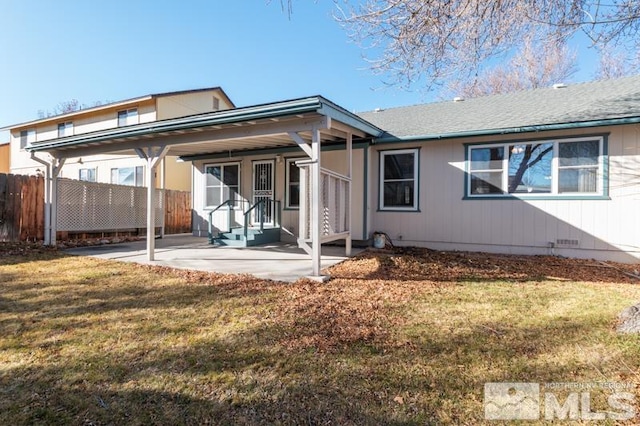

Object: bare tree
[334,0,640,89]
[595,47,640,80]
[447,37,578,98]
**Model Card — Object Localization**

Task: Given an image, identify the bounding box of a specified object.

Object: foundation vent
[556,238,579,247]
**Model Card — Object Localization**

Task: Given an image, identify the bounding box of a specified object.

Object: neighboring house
[0,142,9,173]
[4,87,234,191]
[21,75,640,277]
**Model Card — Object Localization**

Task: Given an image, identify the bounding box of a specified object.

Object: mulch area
[328,247,640,283]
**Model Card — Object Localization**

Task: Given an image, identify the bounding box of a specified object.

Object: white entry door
[252,160,275,225]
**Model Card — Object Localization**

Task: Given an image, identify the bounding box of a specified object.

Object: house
[17,75,640,278]
[4,87,235,191]
[0,142,9,173]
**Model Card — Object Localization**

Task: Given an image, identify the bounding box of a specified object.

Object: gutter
[373,116,640,144]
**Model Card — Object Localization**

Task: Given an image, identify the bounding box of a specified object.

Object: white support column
[30,154,65,246]
[346,132,352,257]
[137,146,169,261]
[50,158,65,246]
[311,129,322,278]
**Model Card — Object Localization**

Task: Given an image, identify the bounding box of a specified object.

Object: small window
[19,129,36,149]
[212,97,220,111]
[111,166,144,186]
[79,168,96,182]
[467,137,605,197]
[205,163,240,207]
[286,158,303,209]
[379,148,419,211]
[117,108,138,127]
[57,121,73,137]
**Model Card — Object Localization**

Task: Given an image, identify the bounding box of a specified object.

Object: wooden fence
[0,173,192,242]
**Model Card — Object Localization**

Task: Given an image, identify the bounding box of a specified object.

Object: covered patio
[65,234,362,282]
[27,96,381,280]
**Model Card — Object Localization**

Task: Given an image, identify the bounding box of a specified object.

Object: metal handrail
[242,199,281,239]
[207,199,249,243]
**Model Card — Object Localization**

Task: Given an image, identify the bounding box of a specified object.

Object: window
[79,168,96,182]
[467,136,605,197]
[379,148,419,210]
[19,129,35,149]
[57,121,73,137]
[205,163,240,207]
[285,158,303,209]
[117,108,138,127]
[111,166,144,186]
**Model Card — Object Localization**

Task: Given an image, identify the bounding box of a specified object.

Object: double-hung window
[117,108,138,127]
[19,129,36,149]
[285,158,303,209]
[467,136,605,197]
[205,163,240,207]
[57,121,73,137]
[379,148,419,210]
[79,168,96,182]
[111,166,144,187]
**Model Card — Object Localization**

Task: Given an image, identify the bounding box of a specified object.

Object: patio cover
[26,96,382,279]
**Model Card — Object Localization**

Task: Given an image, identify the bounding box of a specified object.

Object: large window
[79,168,96,182]
[57,121,73,137]
[19,129,35,149]
[285,158,303,209]
[205,163,240,207]
[117,108,138,127]
[467,137,605,197]
[379,148,419,210]
[111,166,144,187]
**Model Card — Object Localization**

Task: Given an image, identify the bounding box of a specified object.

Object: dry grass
[1,246,639,425]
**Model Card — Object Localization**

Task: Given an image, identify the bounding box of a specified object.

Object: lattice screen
[57,179,164,232]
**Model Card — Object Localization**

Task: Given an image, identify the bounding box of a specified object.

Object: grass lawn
[1,247,639,425]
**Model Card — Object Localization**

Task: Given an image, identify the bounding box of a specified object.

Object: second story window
[57,122,73,137]
[117,108,138,127]
[19,129,36,149]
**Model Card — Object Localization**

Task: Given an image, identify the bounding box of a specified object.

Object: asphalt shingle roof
[357,75,640,139]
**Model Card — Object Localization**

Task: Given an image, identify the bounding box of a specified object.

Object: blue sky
[0,1,601,141]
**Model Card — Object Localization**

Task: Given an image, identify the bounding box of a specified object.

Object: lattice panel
[57,179,164,232]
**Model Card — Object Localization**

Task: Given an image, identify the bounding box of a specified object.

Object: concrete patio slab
[64,234,362,282]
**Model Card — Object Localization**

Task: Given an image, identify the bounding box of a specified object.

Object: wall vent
[556,238,579,246]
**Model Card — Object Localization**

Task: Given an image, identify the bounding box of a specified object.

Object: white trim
[379,148,419,211]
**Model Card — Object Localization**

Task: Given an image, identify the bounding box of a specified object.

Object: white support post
[50,158,65,246]
[30,154,65,246]
[311,129,322,278]
[137,146,169,261]
[346,132,352,256]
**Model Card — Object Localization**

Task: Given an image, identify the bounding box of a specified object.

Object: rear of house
[360,76,640,263]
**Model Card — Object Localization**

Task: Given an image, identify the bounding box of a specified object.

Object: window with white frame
[19,129,35,149]
[117,108,138,127]
[111,166,144,187]
[79,168,96,182]
[467,136,605,197]
[57,121,73,137]
[205,163,240,207]
[379,148,419,210]
[285,158,303,209]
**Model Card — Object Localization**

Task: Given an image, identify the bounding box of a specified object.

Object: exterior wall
[191,147,365,241]
[369,124,640,263]
[156,89,234,120]
[0,143,9,173]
